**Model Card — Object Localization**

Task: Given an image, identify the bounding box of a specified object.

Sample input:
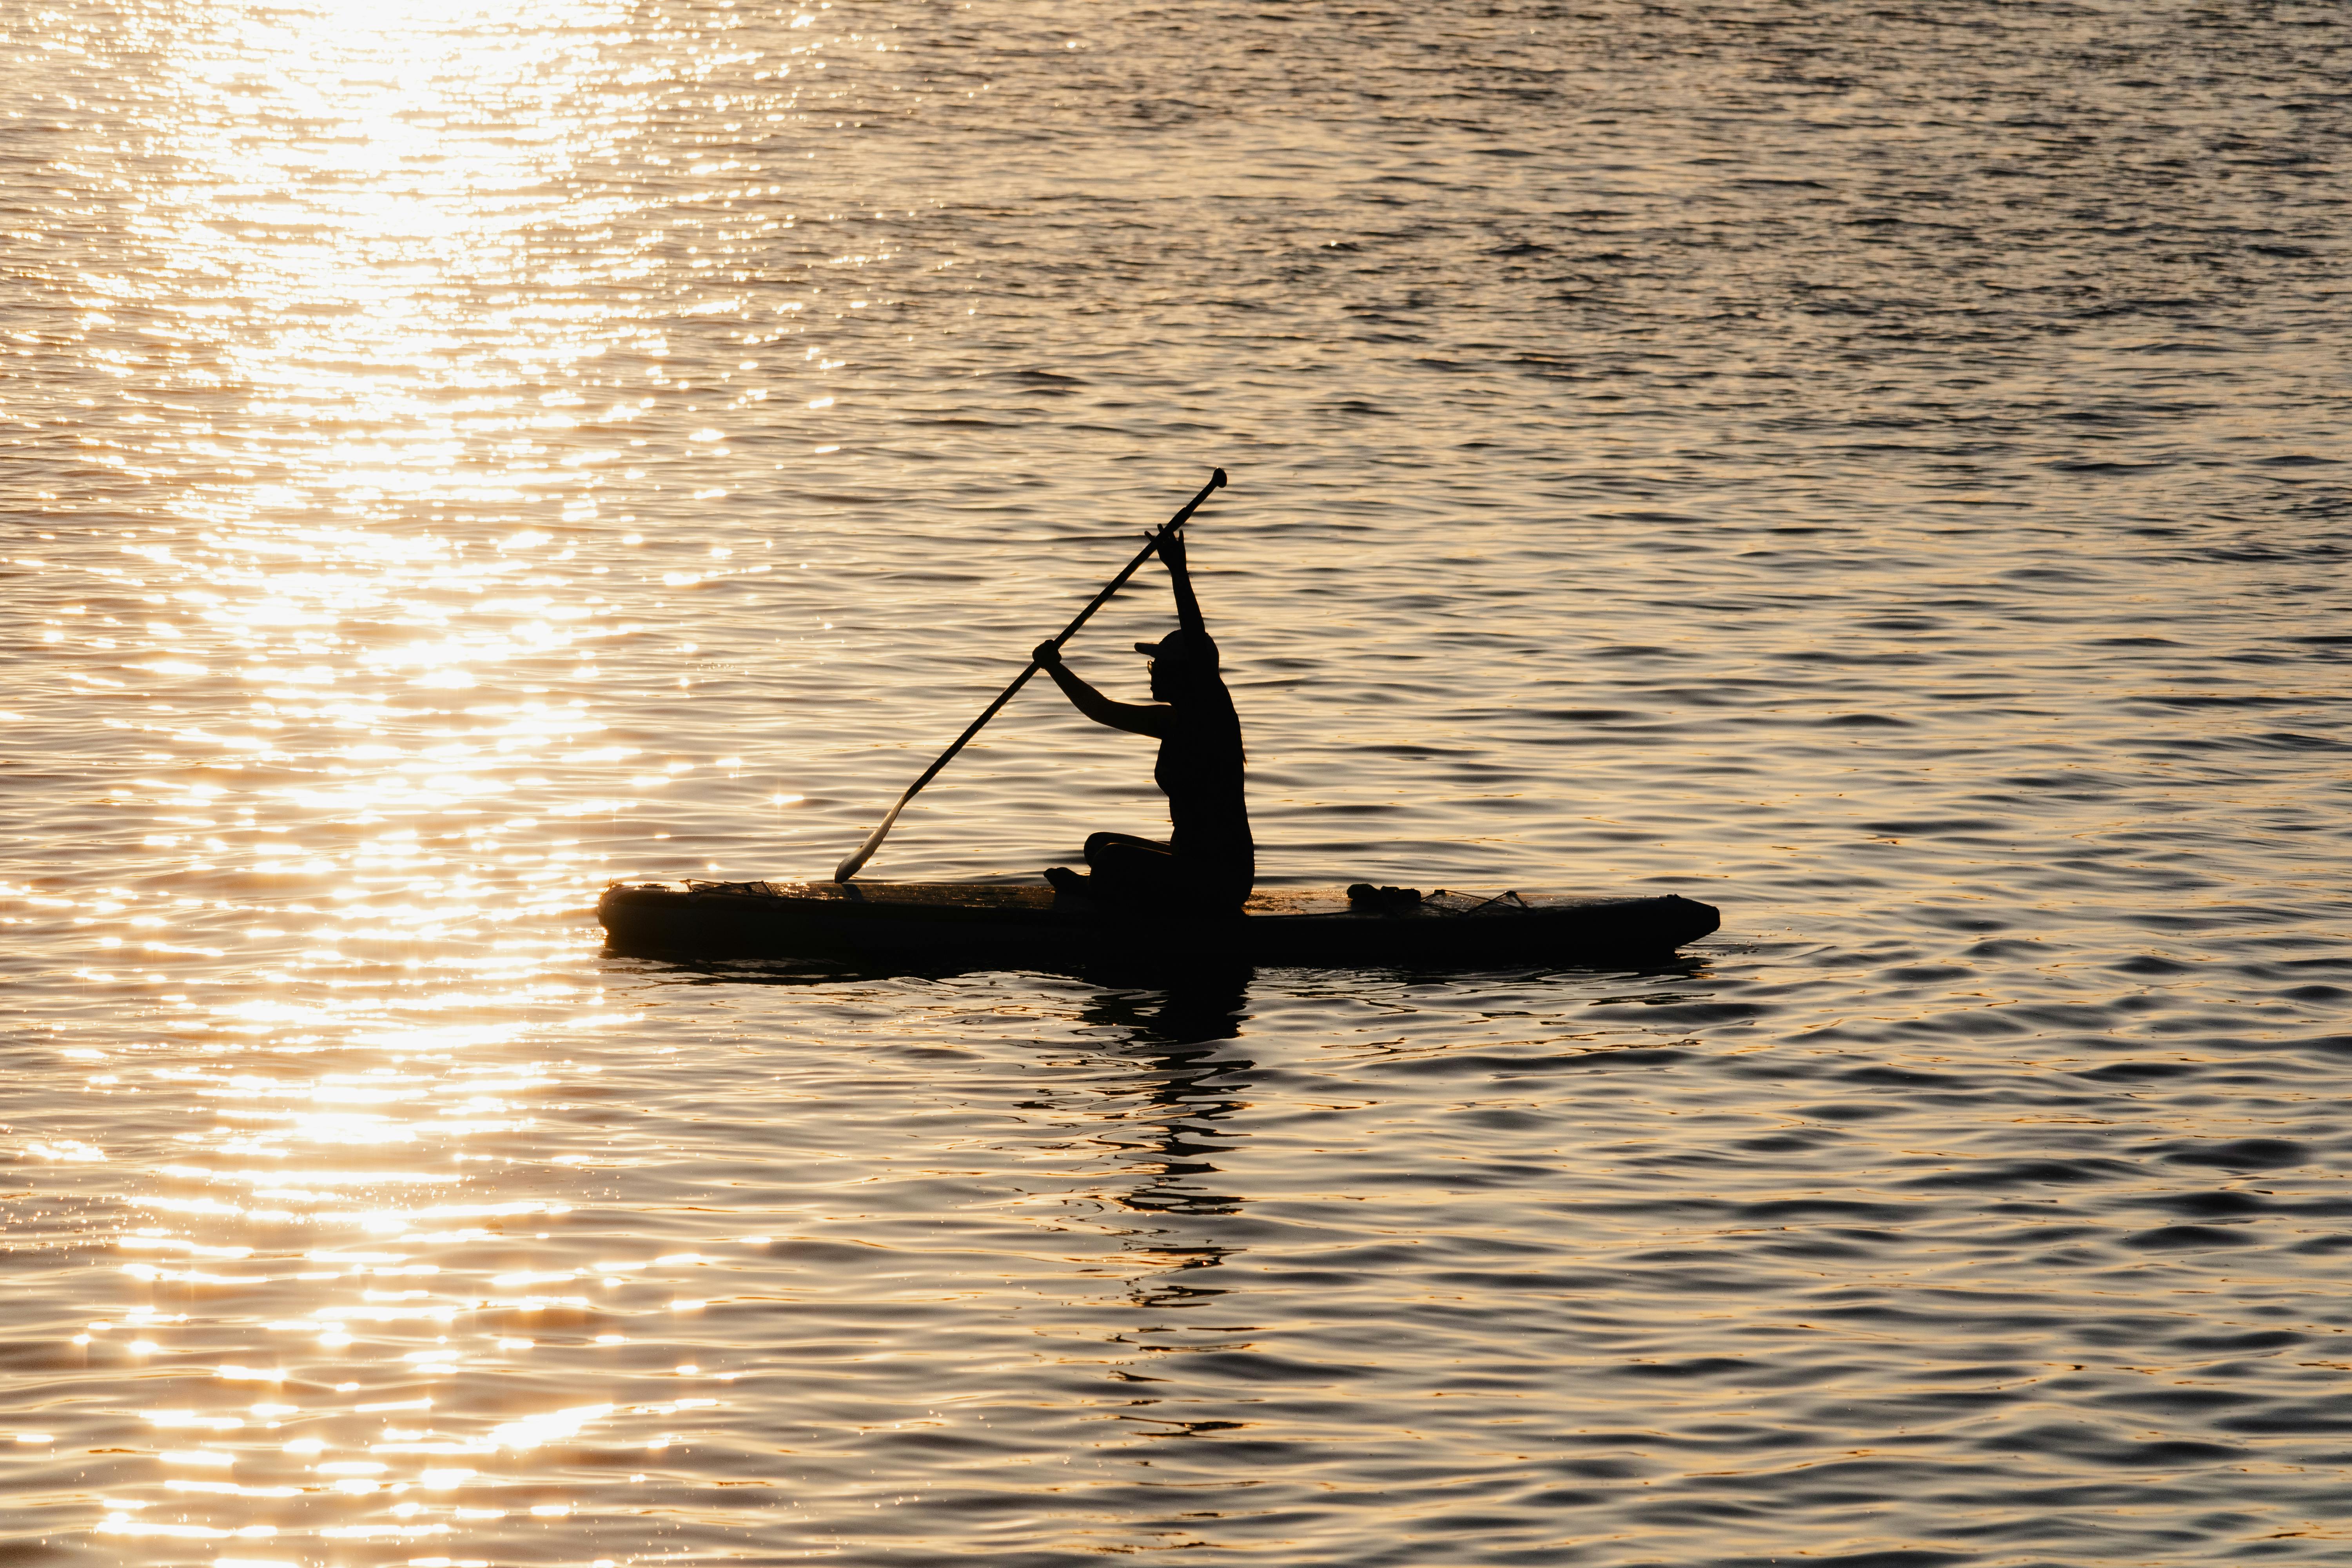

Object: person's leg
[1083,832,1182,902]
[1050,835,1244,916]
[1045,833,1174,902]
[1085,831,1172,864]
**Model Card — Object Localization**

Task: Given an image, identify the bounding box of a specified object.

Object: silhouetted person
[1033,528,1254,916]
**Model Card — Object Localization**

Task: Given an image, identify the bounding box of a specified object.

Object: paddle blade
[831,795,907,882]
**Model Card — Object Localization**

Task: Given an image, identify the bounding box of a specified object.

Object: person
[1031,527,1254,916]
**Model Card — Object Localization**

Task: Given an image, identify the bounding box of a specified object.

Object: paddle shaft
[832,468,1228,882]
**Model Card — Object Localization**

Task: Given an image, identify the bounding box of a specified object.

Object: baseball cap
[1133,626,1219,669]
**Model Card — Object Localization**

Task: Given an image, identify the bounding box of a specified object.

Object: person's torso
[1153,693,1252,864]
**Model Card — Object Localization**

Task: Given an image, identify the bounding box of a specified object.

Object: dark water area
[4,1,2350,1563]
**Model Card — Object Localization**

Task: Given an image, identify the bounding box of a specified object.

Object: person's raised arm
[1032,642,1169,738]
[1160,527,1205,635]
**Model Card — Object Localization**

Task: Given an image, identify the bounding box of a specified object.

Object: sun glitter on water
[27,0,761,1552]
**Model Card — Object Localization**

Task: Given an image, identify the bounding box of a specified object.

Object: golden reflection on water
[118,2,647,499]
[67,1,728,1552]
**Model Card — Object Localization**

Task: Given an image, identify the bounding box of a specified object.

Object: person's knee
[1086,831,1169,861]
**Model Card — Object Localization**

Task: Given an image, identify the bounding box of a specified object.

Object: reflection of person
[1081,976,1252,1222]
[1032,528,1254,915]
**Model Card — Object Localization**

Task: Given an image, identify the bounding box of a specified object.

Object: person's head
[1136,626,1218,702]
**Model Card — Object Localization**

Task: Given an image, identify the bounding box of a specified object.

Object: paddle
[831,467,1229,882]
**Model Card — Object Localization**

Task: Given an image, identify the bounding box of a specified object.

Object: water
[5,1,2350,1562]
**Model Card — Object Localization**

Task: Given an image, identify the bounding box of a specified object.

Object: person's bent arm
[1033,642,1169,737]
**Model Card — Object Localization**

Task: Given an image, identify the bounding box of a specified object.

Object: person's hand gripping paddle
[831,468,1228,883]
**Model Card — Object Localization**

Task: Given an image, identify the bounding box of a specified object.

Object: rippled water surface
[6,2,2352,1563]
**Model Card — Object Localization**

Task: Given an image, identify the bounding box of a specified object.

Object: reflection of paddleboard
[597,880,1720,967]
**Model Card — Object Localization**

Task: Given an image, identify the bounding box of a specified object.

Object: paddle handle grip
[833,468,1227,882]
